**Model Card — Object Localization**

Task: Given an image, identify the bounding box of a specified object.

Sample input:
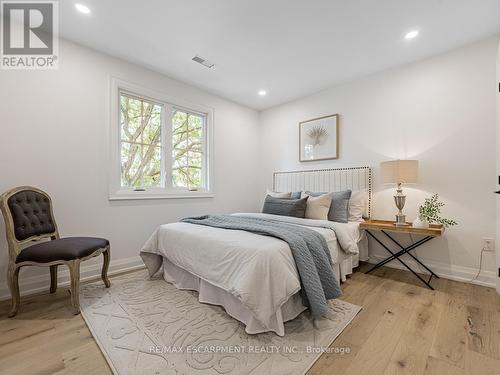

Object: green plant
[418,194,457,228]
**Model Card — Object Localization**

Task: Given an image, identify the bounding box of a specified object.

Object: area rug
[80,270,361,375]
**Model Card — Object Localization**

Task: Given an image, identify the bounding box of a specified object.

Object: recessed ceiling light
[75,3,91,14]
[258,90,267,96]
[405,30,419,40]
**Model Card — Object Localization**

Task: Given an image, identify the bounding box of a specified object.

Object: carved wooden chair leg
[67,260,81,315]
[49,265,58,293]
[102,247,111,288]
[7,265,21,318]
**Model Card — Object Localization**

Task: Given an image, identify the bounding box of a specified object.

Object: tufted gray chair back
[6,189,56,241]
[0,187,60,261]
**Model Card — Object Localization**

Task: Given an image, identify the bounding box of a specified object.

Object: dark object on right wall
[0,186,111,317]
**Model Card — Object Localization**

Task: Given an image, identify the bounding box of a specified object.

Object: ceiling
[59,0,500,110]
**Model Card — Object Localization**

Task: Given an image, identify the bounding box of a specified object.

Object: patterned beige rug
[80,270,361,375]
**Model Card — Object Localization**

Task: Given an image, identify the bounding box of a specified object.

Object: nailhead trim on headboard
[273,166,372,218]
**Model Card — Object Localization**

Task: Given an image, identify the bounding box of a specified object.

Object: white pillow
[349,189,369,222]
[301,192,333,220]
[266,190,292,199]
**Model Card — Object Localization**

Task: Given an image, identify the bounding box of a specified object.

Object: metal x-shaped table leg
[364,230,437,290]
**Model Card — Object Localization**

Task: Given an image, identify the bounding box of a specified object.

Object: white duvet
[140,213,363,332]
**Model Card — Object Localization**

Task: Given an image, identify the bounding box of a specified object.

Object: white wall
[259,36,499,287]
[1,35,498,299]
[0,39,261,298]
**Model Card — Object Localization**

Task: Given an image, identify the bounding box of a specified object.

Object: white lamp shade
[381,160,418,184]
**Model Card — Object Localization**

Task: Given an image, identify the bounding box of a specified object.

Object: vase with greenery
[414,194,457,228]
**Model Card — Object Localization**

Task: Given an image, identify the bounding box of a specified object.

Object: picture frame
[299,113,339,162]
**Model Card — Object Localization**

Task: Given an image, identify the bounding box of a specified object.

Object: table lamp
[380,159,418,226]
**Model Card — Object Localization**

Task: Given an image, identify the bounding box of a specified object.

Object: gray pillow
[262,195,308,218]
[305,190,352,223]
[290,191,302,199]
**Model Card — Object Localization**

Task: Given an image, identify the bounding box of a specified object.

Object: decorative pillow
[262,195,308,218]
[290,191,302,199]
[301,192,333,220]
[306,190,352,223]
[266,190,292,199]
[349,189,369,222]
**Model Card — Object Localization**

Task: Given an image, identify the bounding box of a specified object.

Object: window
[109,79,212,200]
[120,94,163,188]
[171,109,205,189]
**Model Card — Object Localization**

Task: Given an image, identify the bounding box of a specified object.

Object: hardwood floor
[1,264,499,375]
[310,264,500,375]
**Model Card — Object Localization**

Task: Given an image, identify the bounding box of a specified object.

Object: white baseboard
[0,255,145,301]
[1,252,494,301]
[367,253,497,288]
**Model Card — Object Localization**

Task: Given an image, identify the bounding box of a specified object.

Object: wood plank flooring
[1,263,499,375]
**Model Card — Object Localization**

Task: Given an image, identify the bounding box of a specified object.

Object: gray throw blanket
[181,214,342,317]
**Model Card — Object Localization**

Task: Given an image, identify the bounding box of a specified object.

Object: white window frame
[108,77,214,200]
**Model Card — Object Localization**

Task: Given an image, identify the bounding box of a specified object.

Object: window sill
[109,190,214,201]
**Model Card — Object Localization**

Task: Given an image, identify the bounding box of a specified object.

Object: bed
[141,167,372,336]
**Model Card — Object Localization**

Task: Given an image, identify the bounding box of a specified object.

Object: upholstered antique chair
[0,186,111,317]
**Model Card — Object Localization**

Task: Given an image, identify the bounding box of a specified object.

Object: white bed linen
[162,258,307,335]
[233,213,363,255]
[140,213,365,336]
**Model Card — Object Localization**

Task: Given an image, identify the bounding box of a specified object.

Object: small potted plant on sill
[414,193,457,229]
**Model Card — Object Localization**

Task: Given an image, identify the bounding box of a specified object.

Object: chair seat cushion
[16,237,109,263]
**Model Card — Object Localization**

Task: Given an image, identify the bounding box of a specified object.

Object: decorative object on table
[360,219,443,290]
[412,216,429,229]
[380,159,418,226]
[0,186,111,317]
[299,114,339,162]
[415,193,457,228]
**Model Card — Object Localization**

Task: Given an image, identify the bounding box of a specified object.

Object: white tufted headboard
[273,166,372,218]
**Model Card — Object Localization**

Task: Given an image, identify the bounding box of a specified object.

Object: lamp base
[394,214,409,226]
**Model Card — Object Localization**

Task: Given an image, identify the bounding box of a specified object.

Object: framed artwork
[299,114,339,162]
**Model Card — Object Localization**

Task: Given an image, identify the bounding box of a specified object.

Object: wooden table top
[360,219,444,237]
